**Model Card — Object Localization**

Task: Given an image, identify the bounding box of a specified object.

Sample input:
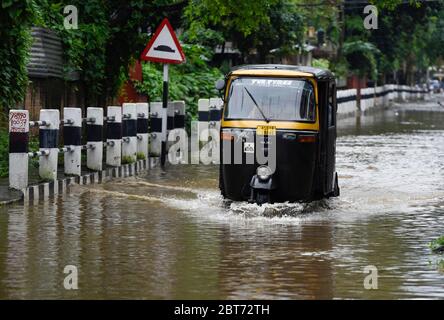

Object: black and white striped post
[62,108,82,176]
[136,103,149,160]
[149,102,165,157]
[173,100,186,162]
[173,101,186,130]
[38,109,60,181]
[106,106,122,167]
[209,97,223,132]
[122,103,137,163]
[166,101,175,150]
[167,101,187,165]
[9,110,29,190]
[198,99,209,145]
[86,107,103,171]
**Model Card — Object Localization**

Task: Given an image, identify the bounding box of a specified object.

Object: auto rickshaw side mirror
[215,79,226,101]
[215,79,225,91]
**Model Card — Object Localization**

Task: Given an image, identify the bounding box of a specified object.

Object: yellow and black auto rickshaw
[215,64,339,205]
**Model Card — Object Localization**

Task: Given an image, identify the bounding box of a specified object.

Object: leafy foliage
[185,0,278,38]
[35,0,188,105]
[37,1,132,105]
[370,0,421,10]
[344,1,443,84]
[245,0,305,61]
[0,128,8,177]
[184,0,305,61]
[0,0,38,111]
[312,59,330,70]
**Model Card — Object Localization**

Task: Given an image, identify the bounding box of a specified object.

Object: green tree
[343,1,443,84]
[242,0,305,62]
[185,0,278,38]
[184,0,305,63]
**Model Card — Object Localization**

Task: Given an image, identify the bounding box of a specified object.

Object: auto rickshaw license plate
[256,125,276,136]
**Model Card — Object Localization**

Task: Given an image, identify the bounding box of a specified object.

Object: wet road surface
[1,98,444,299]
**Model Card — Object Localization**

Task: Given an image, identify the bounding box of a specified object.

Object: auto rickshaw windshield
[225,77,316,122]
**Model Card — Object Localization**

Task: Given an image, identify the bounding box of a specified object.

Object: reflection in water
[1,100,444,299]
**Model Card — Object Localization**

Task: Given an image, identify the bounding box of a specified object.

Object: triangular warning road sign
[140,18,186,64]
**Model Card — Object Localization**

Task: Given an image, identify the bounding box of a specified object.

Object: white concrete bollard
[106,106,122,167]
[167,101,175,132]
[168,128,188,165]
[165,102,175,150]
[171,100,186,162]
[149,102,166,157]
[9,110,29,190]
[86,107,103,171]
[122,103,137,163]
[375,86,382,106]
[136,103,149,160]
[401,85,406,101]
[209,97,223,133]
[39,109,60,181]
[63,108,82,176]
[198,99,209,145]
[382,85,389,106]
[173,100,186,130]
[337,89,357,115]
[389,84,395,102]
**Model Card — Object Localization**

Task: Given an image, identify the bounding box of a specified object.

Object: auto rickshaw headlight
[257,165,273,181]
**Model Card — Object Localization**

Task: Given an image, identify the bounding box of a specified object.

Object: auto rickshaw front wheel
[255,190,271,205]
[332,173,340,197]
[219,165,226,198]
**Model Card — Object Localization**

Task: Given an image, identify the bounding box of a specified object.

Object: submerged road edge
[1,157,160,206]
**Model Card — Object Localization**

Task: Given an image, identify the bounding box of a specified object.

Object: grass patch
[122,155,136,164]
[136,152,146,160]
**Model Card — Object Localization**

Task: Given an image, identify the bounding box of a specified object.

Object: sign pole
[161,63,169,168]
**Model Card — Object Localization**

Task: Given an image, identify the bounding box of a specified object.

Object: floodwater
[1,97,444,299]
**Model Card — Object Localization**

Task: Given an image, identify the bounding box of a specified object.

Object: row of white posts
[9,101,186,190]
[337,85,427,115]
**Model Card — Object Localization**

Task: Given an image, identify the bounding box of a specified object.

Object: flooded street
[1,100,444,299]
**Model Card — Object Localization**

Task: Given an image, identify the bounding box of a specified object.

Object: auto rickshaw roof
[230,64,335,81]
